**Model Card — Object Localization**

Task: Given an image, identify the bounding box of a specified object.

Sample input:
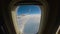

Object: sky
[16,5,41,34]
[17,5,41,15]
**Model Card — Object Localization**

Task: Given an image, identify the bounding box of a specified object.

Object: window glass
[16,5,41,34]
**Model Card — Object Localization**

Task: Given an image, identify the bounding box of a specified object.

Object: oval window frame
[9,0,49,34]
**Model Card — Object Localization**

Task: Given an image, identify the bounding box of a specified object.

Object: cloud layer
[17,14,41,34]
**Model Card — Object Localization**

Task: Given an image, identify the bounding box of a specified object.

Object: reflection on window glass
[16,5,41,34]
[56,25,60,34]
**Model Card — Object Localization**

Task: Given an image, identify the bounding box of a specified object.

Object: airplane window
[16,5,41,34]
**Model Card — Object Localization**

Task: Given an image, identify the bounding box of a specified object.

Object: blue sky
[17,5,41,15]
[17,5,41,34]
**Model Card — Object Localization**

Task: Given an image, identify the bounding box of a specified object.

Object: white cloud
[17,14,41,33]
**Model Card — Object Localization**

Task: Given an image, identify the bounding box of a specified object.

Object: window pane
[16,5,41,34]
